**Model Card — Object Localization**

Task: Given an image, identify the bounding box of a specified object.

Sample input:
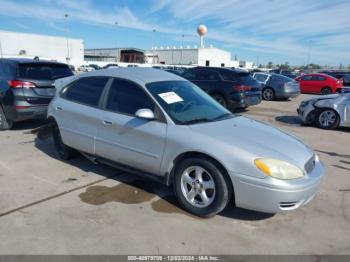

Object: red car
[295,73,343,95]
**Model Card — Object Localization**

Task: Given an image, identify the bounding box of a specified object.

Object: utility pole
[152,29,156,65]
[180,34,185,65]
[115,21,119,62]
[306,40,311,68]
[64,13,70,64]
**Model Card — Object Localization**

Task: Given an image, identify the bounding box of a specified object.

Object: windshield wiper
[179,118,213,125]
[212,113,232,121]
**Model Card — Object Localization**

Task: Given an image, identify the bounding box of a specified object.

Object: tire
[0,105,13,130]
[173,157,232,217]
[316,109,340,130]
[321,87,332,95]
[212,94,227,108]
[52,121,76,160]
[262,88,275,101]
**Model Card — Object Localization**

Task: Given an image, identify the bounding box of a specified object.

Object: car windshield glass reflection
[146,81,233,125]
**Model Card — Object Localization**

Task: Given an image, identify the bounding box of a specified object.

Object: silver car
[48,68,325,217]
[298,93,350,129]
[253,73,300,101]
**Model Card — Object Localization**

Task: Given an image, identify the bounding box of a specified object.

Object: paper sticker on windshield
[158,92,183,104]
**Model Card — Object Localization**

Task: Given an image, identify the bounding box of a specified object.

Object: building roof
[77,67,184,84]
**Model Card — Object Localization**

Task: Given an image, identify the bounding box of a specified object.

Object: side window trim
[100,77,167,124]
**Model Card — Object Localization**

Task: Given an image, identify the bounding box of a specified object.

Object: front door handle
[56,106,63,111]
[102,120,113,126]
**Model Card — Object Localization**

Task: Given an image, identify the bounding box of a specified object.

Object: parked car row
[0,58,334,218]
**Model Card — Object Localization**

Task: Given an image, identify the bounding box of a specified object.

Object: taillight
[233,85,252,92]
[8,80,36,89]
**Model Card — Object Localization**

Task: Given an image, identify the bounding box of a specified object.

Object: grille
[304,155,316,174]
[280,202,298,209]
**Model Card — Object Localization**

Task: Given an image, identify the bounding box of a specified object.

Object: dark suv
[182,67,261,110]
[0,58,73,130]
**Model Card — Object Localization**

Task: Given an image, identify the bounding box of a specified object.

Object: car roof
[190,66,249,74]
[76,67,185,85]
[0,57,68,66]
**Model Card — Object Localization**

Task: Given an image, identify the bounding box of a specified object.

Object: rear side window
[236,73,259,86]
[0,61,16,78]
[62,77,108,107]
[312,75,326,81]
[18,63,73,80]
[106,79,155,115]
[301,75,313,81]
[254,74,268,82]
[196,70,220,81]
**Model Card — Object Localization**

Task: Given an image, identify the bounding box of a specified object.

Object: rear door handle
[102,120,113,126]
[56,106,63,111]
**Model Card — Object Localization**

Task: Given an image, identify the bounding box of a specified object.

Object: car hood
[303,94,339,104]
[189,116,314,169]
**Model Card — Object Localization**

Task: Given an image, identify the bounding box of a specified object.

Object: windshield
[146,81,233,125]
[18,63,73,80]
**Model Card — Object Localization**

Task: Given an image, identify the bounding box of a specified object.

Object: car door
[311,75,325,93]
[344,94,350,126]
[95,78,167,175]
[56,76,109,154]
[298,75,313,93]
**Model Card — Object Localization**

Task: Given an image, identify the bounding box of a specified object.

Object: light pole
[306,40,311,68]
[152,29,156,65]
[64,13,70,64]
[114,22,120,62]
[180,34,185,65]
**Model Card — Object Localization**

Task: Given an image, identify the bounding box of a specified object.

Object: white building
[147,46,233,67]
[0,30,84,67]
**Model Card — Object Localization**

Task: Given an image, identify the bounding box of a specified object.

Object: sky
[0,0,349,66]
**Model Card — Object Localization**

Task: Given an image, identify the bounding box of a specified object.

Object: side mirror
[135,108,155,120]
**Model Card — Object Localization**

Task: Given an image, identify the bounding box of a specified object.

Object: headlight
[254,158,305,180]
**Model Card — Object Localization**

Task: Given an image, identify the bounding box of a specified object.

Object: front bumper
[230,160,325,213]
[297,102,316,123]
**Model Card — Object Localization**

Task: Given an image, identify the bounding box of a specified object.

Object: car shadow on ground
[12,119,48,131]
[34,136,274,221]
[275,115,302,126]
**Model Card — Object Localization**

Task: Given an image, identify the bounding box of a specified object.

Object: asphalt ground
[0,94,349,254]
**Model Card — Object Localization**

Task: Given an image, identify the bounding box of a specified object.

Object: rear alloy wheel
[52,122,76,160]
[321,87,332,95]
[317,109,340,130]
[262,88,275,101]
[174,157,231,217]
[0,106,13,130]
[212,94,227,108]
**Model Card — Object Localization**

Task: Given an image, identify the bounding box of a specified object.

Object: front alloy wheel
[317,109,340,130]
[180,166,216,208]
[174,157,232,217]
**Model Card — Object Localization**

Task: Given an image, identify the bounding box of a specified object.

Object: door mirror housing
[135,109,155,120]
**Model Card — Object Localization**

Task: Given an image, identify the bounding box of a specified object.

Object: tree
[267,61,273,69]
[339,64,343,69]
[258,64,264,68]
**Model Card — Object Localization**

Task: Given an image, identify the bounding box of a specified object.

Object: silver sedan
[48,68,325,217]
[298,93,350,129]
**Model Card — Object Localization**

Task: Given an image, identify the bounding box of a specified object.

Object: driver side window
[106,79,155,116]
